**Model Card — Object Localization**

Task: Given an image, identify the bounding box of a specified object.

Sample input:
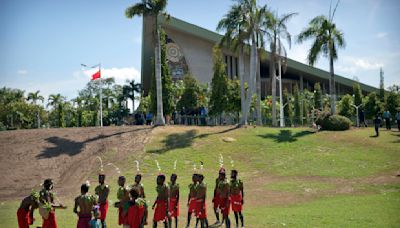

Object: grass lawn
[1,126,399,227]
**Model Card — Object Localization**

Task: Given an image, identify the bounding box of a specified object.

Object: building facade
[141,15,378,97]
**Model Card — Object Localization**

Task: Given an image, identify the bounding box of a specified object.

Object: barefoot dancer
[196,174,208,228]
[74,182,97,228]
[17,190,40,228]
[230,170,244,228]
[168,174,180,228]
[131,172,147,226]
[218,168,231,228]
[125,188,146,228]
[152,174,169,228]
[39,179,66,228]
[95,174,110,228]
[212,171,222,226]
[186,173,198,228]
[115,176,130,227]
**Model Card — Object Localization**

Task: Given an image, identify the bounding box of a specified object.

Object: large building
[141,15,378,97]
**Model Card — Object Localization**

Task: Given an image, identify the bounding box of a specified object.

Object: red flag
[91,70,101,80]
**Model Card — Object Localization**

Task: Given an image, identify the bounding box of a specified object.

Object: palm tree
[264,11,297,126]
[27,90,44,128]
[297,1,345,114]
[123,79,142,113]
[217,3,250,125]
[125,0,167,125]
[48,94,65,127]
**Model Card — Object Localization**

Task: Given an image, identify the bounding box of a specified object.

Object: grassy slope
[1,127,399,227]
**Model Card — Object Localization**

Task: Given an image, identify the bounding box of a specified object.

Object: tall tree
[27,90,44,128]
[48,94,65,128]
[264,10,297,127]
[297,1,345,114]
[379,67,385,102]
[217,2,250,125]
[314,83,322,110]
[126,0,167,125]
[209,46,229,117]
[353,83,363,107]
[123,79,141,113]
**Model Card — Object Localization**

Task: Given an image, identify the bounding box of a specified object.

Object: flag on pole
[91,70,101,80]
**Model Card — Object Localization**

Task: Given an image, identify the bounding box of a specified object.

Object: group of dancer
[17,164,244,228]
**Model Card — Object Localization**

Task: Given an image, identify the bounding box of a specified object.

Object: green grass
[2,126,399,227]
[264,180,336,193]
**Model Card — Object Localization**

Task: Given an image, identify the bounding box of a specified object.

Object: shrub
[316,111,352,131]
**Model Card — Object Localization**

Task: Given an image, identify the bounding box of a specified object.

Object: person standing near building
[373,114,382,136]
[359,108,367,127]
[395,110,400,131]
[383,109,391,130]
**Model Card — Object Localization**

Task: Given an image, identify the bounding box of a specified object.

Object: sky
[1,0,399,108]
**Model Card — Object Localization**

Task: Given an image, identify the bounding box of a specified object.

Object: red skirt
[153,200,168,222]
[126,205,145,228]
[99,202,108,221]
[219,197,230,216]
[118,208,125,225]
[77,213,91,228]
[213,193,220,209]
[188,197,196,213]
[195,199,207,219]
[17,208,30,228]
[42,211,57,228]
[231,194,243,212]
[169,197,180,218]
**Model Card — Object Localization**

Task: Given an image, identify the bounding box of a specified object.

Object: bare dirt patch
[0,126,152,200]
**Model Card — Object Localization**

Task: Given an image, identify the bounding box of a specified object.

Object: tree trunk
[154,20,165,126]
[247,35,257,123]
[256,49,262,125]
[329,54,336,114]
[132,98,135,114]
[239,45,247,125]
[271,36,277,127]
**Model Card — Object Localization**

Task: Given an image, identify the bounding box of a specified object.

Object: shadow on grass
[258,129,314,143]
[36,127,148,159]
[391,133,400,143]
[147,126,239,154]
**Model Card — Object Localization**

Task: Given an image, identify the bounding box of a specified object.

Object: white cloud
[17,69,28,75]
[83,67,141,85]
[376,32,387,39]
[336,56,383,75]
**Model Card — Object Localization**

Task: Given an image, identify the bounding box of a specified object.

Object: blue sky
[1,0,399,104]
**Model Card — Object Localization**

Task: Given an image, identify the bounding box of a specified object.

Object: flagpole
[99,63,103,127]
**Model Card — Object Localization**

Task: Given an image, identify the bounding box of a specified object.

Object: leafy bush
[316,111,352,131]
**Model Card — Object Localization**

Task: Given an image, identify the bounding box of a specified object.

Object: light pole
[351,94,362,128]
[81,63,103,127]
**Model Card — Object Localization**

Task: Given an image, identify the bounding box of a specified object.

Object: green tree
[209,46,228,117]
[293,84,301,125]
[314,83,322,110]
[338,94,354,118]
[217,2,250,125]
[297,1,345,114]
[27,90,44,128]
[47,94,65,128]
[126,0,168,125]
[352,83,363,106]
[364,92,382,119]
[265,10,298,126]
[123,79,141,113]
[379,67,385,102]
[385,91,400,117]
[227,79,241,115]
[177,74,201,112]
[160,29,174,116]
[283,88,293,125]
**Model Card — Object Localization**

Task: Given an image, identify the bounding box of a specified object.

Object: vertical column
[300,74,304,92]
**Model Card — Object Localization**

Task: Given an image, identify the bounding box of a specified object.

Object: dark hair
[118,176,126,181]
[171,173,177,179]
[157,174,166,181]
[231,170,238,175]
[198,174,204,180]
[130,188,139,199]
[44,179,53,186]
[81,184,89,193]
[135,174,142,179]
